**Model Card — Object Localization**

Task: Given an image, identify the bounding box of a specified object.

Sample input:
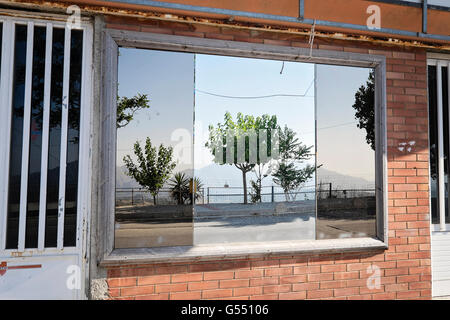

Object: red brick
[307,290,334,299]
[121,285,155,297]
[307,273,333,282]
[264,267,292,276]
[387,72,404,80]
[155,283,187,293]
[393,169,417,176]
[407,206,429,214]
[409,266,431,275]
[138,275,170,286]
[108,288,120,297]
[280,275,307,284]
[204,271,234,281]
[395,213,418,221]
[233,287,263,296]
[393,184,417,191]
[343,47,368,54]
[392,52,415,60]
[188,281,219,291]
[171,273,203,283]
[320,280,347,289]
[318,44,344,51]
[170,291,202,300]
[134,293,169,300]
[321,264,347,273]
[279,292,307,300]
[292,282,320,291]
[334,287,360,297]
[219,279,249,289]
[369,49,393,57]
[108,277,137,288]
[249,277,279,286]
[392,65,415,73]
[406,176,428,183]
[251,260,280,268]
[397,275,420,283]
[202,289,233,299]
[263,284,291,294]
[394,200,417,207]
[372,292,396,300]
[205,33,234,41]
[334,271,360,280]
[249,294,278,300]
[396,290,421,299]
[385,283,409,292]
[347,294,373,300]
[294,265,321,274]
[234,269,264,278]
[347,263,373,271]
[264,39,290,46]
[345,279,368,287]
[154,265,187,275]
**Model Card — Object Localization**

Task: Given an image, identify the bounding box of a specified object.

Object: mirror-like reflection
[315,65,376,239]
[114,49,378,249]
[115,48,194,248]
[194,55,316,245]
[63,29,84,247]
[442,66,450,224]
[429,65,439,224]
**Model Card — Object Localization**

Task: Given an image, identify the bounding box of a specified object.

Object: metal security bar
[57,25,71,250]
[17,22,34,252]
[0,15,90,254]
[37,23,53,251]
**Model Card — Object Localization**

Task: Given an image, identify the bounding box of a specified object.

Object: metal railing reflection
[115,185,375,206]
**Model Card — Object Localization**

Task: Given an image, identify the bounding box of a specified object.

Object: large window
[114,44,381,249]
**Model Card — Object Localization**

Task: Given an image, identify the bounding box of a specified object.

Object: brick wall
[104,16,431,300]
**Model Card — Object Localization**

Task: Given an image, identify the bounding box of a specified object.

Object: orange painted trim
[0,261,42,276]
[306,0,423,34]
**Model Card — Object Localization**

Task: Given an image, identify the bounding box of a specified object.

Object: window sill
[99,237,387,266]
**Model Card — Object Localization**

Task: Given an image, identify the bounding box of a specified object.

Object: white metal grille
[0,15,92,255]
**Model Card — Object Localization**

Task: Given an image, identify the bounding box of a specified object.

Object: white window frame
[427,53,450,232]
[0,12,93,257]
[98,29,388,265]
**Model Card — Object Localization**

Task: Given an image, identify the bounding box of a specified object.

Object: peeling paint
[3,0,450,51]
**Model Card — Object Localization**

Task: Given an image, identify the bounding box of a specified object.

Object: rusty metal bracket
[308,19,316,58]
[422,0,428,34]
[299,0,304,20]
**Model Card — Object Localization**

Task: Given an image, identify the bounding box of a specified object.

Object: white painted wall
[0,255,82,299]
[432,230,450,297]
